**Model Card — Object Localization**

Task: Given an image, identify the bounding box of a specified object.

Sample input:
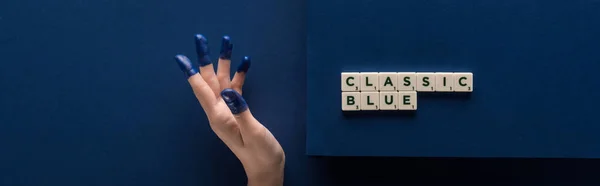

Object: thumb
[220,88,262,132]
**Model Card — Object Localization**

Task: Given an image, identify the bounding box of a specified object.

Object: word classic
[341,72,473,111]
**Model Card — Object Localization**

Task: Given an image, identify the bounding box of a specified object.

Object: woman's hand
[174,34,285,186]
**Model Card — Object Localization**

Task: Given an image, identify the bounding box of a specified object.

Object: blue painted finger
[219,36,233,60]
[221,88,249,114]
[237,56,251,73]
[174,55,198,78]
[194,34,212,67]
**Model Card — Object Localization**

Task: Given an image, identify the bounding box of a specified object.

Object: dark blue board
[307,0,600,157]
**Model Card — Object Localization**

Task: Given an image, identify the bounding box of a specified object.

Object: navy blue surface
[307,0,600,157]
[3,0,600,185]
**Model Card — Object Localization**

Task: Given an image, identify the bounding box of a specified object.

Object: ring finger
[231,56,251,95]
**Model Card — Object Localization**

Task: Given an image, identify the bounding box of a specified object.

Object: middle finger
[217,36,233,91]
[195,34,220,98]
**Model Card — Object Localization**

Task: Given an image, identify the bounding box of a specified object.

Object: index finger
[175,55,217,111]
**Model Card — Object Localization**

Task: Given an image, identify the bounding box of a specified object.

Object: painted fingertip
[219,35,233,60]
[221,88,248,114]
[174,54,198,78]
[194,34,212,67]
[236,56,251,73]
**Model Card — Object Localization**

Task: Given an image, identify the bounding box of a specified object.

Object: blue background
[1,0,600,185]
[307,0,600,158]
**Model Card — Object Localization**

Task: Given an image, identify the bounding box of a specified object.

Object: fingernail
[194,34,212,67]
[236,56,251,73]
[221,88,248,114]
[219,35,233,60]
[174,55,198,78]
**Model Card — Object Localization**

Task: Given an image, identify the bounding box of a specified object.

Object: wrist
[247,173,283,186]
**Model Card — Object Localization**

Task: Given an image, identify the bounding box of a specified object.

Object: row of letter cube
[342,91,417,111]
[341,72,473,92]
